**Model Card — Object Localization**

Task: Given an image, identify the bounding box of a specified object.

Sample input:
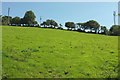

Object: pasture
[2,26,118,78]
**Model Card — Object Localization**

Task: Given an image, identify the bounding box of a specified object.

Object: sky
[2,2,118,29]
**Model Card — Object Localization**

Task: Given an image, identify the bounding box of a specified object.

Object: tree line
[1,10,39,27]
[1,10,120,36]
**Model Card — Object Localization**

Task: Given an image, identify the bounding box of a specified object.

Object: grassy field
[2,26,118,78]
[0,26,2,79]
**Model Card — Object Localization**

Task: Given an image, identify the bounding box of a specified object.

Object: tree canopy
[23,10,36,26]
[85,20,100,33]
[11,16,21,26]
[65,22,75,30]
[41,19,58,28]
[2,16,12,25]
[109,25,120,36]
[101,26,108,35]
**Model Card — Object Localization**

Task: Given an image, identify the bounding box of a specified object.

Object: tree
[2,16,12,25]
[11,16,20,26]
[76,23,85,31]
[49,19,58,28]
[45,19,58,28]
[109,25,120,36]
[0,15,2,25]
[33,21,39,27]
[52,20,58,28]
[65,22,69,30]
[71,22,75,30]
[46,19,51,27]
[118,13,120,16]
[50,20,53,27]
[101,26,108,35]
[23,10,36,26]
[85,20,100,33]
[81,22,88,32]
[41,21,47,27]
[65,22,75,30]
[20,18,25,26]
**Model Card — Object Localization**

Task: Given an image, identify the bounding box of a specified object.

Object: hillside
[2,26,118,78]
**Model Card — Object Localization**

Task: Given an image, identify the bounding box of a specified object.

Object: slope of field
[0,26,2,79]
[2,26,118,78]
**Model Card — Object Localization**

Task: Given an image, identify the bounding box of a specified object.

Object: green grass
[2,26,118,78]
[0,26,2,79]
